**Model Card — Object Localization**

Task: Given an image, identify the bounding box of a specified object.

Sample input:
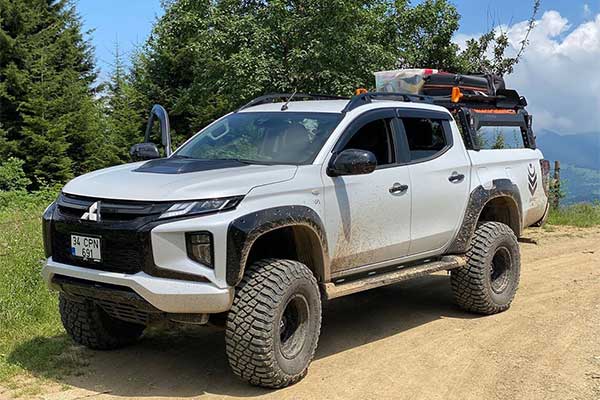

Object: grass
[0,190,91,388]
[547,203,600,228]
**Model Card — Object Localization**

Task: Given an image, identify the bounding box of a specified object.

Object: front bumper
[43,258,234,314]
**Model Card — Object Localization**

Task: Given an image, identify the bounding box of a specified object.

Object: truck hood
[62,158,298,201]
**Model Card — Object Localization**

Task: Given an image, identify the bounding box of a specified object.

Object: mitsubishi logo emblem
[81,201,101,222]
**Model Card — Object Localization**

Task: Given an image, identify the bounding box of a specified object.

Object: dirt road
[8,227,600,400]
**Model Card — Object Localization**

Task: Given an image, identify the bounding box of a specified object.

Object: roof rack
[236,88,527,115]
[342,89,527,113]
[236,93,349,112]
[341,92,434,113]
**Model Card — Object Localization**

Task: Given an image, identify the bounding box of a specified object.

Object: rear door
[397,110,471,255]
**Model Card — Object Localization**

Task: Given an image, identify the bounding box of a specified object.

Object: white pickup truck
[42,87,549,388]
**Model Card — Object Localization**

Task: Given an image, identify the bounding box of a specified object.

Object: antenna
[281,90,298,111]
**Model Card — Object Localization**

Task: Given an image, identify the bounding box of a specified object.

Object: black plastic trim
[447,179,522,253]
[42,201,57,258]
[395,108,451,120]
[133,157,247,174]
[226,206,328,286]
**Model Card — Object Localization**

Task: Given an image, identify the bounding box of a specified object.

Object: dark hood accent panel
[133,158,246,174]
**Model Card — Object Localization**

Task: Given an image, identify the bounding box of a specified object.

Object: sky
[77,0,600,134]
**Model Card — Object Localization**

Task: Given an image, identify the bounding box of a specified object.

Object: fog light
[186,232,213,267]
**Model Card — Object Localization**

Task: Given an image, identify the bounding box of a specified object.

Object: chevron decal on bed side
[527,163,538,196]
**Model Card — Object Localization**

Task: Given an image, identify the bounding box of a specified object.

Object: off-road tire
[451,221,521,315]
[225,259,322,388]
[59,293,145,350]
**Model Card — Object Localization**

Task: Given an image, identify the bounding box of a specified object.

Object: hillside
[536,130,600,204]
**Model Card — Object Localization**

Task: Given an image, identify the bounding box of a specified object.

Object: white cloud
[584,3,591,17]
[456,11,600,134]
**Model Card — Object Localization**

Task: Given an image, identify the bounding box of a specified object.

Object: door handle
[389,183,409,194]
[448,173,465,183]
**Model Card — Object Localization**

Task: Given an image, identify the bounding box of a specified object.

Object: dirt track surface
[7,227,600,399]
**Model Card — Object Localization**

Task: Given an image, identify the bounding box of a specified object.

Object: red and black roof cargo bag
[422,72,505,96]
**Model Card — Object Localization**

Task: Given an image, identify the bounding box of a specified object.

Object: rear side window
[402,118,448,161]
[475,126,525,149]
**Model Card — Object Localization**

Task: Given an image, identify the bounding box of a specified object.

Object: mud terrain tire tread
[59,293,145,350]
[225,258,322,388]
[451,221,520,315]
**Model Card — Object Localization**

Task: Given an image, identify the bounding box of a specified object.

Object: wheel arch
[226,206,329,286]
[448,179,522,254]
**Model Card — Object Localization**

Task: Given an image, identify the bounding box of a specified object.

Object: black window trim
[331,108,402,170]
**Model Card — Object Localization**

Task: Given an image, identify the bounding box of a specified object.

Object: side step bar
[322,255,467,300]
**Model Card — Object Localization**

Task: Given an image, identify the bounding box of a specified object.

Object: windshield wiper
[217,158,278,166]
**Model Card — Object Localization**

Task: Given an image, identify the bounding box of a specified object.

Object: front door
[323,110,411,274]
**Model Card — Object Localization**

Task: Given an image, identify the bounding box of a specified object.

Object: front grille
[51,193,169,274]
[52,223,149,273]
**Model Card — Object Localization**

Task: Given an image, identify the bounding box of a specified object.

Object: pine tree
[101,41,145,163]
[0,0,103,185]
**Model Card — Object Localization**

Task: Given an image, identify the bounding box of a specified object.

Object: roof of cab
[237,99,452,115]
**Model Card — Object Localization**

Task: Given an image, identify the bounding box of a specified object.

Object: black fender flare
[226,206,329,286]
[448,179,522,254]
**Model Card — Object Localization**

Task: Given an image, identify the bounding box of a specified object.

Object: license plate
[71,234,101,262]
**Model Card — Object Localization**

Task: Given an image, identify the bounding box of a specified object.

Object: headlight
[159,196,243,219]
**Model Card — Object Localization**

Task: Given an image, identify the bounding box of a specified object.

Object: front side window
[175,112,343,165]
[341,118,395,166]
[403,118,448,161]
[475,126,525,149]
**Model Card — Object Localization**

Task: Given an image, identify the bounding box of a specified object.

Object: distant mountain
[559,164,600,204]
[536,130,600,170]
[536,130,600,204]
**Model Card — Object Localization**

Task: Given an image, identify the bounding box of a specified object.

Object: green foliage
[98,42,146,164]
[549,178,566,209]
[0,0,117,186]
[492,133,506,150]
[394,0,462,70]
[0,157,31,191]
[129,0,532,144]
[547,202,600,227]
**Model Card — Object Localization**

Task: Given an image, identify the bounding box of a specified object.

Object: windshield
[174,112,343,165]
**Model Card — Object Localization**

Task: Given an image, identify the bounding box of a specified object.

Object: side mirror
[327,149,377,177]
[130,143,160,161]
